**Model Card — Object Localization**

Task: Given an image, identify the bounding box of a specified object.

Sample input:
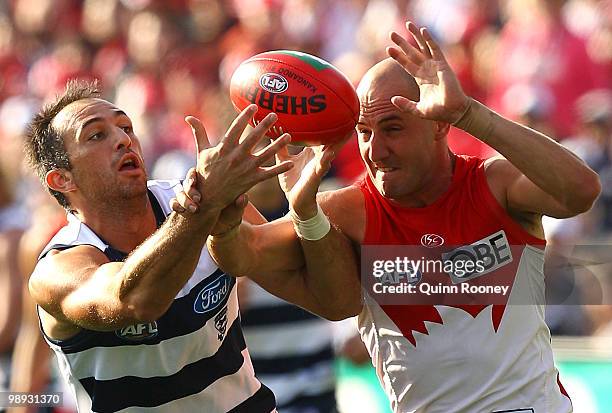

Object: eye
[121,125,133,134]
[384,125,403,133]
[89,131,104,141]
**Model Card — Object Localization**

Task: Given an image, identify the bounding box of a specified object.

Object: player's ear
[46,169,77,194]
[433,121,450,141]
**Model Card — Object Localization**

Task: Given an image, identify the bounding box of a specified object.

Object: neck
[391,150,456,208]
[72,192,157,253]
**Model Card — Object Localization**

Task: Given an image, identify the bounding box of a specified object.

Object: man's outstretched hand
[276,133,351,219]
[176,105,294,214]
[387,21,470,124]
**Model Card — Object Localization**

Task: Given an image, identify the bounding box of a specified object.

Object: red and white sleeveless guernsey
[357,155,572,413]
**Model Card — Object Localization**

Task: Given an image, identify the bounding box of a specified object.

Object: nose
[368,131,389,163]
[114,127,132,151]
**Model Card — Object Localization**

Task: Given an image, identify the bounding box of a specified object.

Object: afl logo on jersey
[421,234,444,248]
[115,322,158,341]
[194,274,232,314]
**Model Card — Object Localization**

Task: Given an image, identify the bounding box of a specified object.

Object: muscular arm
[461,100,601,218]
[208,200,361,321]
[30,105,293,334]
[386,22,601,220]
[30,210,219,332]
[294,221,362,320]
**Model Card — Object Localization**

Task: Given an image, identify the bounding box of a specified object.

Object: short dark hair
[24,79,101,210]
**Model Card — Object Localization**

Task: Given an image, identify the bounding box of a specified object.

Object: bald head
[357,58,420,103]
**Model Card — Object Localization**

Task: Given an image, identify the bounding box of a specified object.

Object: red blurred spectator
[489,0,608,139]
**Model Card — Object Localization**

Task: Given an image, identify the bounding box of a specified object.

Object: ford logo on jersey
[194,274,232,314]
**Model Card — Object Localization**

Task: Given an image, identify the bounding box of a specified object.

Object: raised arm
[273,142,362,319]
[30,211,217,332]
[387,21,601,219]
[174,140,362,320]
[30,105,293,333]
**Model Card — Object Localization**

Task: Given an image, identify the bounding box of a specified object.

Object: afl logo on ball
[421,234,444,248]
[259,73,288,93]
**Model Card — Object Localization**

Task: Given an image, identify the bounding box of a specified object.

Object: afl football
[229,50,359,145]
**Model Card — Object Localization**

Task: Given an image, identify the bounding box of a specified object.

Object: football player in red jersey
[175,22,600,413]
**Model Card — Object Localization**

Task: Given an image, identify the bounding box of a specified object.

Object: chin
[118,177,148,197]
[374,180,395,199]
[131,179,149,195]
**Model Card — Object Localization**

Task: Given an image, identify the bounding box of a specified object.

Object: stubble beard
[77,168,149,213]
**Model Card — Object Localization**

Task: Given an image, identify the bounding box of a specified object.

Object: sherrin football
[229,50,359,146]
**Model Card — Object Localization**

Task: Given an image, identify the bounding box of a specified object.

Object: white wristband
[289,204,331,241]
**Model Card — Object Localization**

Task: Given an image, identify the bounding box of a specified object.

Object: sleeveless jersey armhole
[356,179,376,245]
[475,161,546,247]
[36,305,92,350]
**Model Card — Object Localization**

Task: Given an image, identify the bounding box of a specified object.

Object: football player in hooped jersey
[24,81,360,413]
[175,22,601,413]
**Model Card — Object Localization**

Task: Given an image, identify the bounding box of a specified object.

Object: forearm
[207,222,271,277]
[114,210,220,320]
[456,99,600,210]
[298,226,362,320]
[208,220,361,320]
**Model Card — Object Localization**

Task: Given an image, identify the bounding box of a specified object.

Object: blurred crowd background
[0,0,611,412]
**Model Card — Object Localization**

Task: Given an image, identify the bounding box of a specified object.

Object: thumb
[185,116,211,155]
[315,149,335,177]
[275,144,290,165]
[391,96,419,115]
[235,193,249,211]
[222,194,248,226]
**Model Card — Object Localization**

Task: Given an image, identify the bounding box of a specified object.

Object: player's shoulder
[483,156,523,210]
[318,185,365,243]
[30,245,110,337]
[30,245,109,309]
[318,185,363,212]
[483,156,521,182]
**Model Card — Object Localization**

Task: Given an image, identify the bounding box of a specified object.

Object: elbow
[320,312,349,322]
[123,297,168,324]
[321,301,363,322]
[325,309,361,322]
[568,170,601,214]
[130,309,162,325]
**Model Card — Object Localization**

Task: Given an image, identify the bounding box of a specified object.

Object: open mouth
[118,153,141,172]
[375,165,398,173]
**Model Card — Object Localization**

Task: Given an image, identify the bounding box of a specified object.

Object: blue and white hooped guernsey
[36,180,276,413]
